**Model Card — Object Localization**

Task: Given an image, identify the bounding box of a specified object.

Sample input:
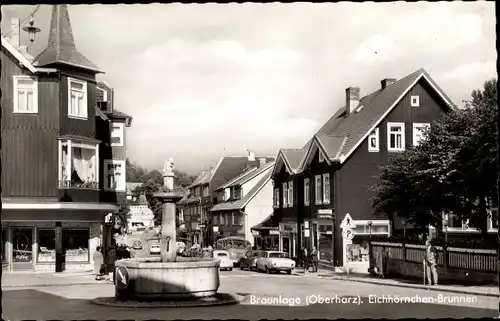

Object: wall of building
[337,79,450,223]
[1,49,60,198]
[245,179,274,246]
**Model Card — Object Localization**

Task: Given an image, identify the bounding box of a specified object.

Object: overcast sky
[2,3,496,174]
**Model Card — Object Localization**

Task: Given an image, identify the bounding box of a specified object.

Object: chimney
[381,78,397,89]
[10,18,21,48]
[259,158,267,167]
[247,150,255,161]
[345,87,360,114]
[18,46,34,62]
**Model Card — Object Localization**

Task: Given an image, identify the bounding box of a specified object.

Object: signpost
[115,266,130,292]
[341,213,357,278]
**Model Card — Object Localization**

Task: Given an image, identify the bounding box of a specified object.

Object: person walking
[425,239,438,285]
[310,246,319,273]
[93,246,104,280]
[105,246,117,282]
[303,248,310,275]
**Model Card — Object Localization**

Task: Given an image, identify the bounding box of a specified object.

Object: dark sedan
[239,250,263,271]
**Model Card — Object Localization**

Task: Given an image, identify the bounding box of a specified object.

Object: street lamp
[22,16,41,43]
[367,221,373,239]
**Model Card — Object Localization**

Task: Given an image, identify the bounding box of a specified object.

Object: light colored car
[256,251,295,274]
[150,244,161,255]
[214,250,233,271]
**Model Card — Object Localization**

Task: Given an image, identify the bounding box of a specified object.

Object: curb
[293,272,500,298]
[3,280,114,288]
[91,293,244,308]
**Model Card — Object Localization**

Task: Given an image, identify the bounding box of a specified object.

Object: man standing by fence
[425,239,438,286]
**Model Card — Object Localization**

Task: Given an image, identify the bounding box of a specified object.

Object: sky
[1,3,496,175]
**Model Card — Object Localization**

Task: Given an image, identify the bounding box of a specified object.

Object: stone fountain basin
[115,256,220,301]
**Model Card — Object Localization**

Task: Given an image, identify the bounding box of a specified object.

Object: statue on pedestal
[163,158,175,176]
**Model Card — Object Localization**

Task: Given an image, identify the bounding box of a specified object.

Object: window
[68,78,88,119]
[319,151,325,163]
[232,213,236,225]
[411,95,420,107]
[288,181,294,207]
[213,215,219,226]
[413,123,430,147]
[13,228,33,264]
[323,174,330,204]
[37,229,56,263]
[96,87,108,102]
[282,183,288,207]
[220,213,225,225]
[58,140,98,189]
[104,160,126,191]
[368,128,379,152]
[62,229,90,262]
[13,76,38,113]
[273,188,280,208]
[304,178,310,206]
[387,122,405,152]
[203,186,209,197]
[443,213,478,232]
[315,175,322,205]
[110,122,124,147]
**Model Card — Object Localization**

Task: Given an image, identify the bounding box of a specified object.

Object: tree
[371,79,498,237]
[126,158,147,182]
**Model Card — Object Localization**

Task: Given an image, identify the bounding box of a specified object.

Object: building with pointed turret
[1,5,131,272]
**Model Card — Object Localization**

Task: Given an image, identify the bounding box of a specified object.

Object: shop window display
[63,229,90,262]
[1,229,7,263]
[13,228,33,264]
[37,229,56,263]
[318,224,333,262]
[346,239,370,262]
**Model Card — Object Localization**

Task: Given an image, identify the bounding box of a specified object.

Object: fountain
[92,158,242,308]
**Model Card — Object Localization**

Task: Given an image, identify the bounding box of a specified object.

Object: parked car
[213,250,233,271]
[150,244,161,256]
[256,251,295,274]
[239,250,263,271]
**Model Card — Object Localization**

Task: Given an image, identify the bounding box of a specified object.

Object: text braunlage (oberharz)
[247,294,479,307]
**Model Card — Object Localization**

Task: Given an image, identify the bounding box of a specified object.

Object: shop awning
[251,213,278,231]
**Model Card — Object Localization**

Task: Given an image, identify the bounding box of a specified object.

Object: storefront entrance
[281,236,290,255]
[279,223,297,258]
[12,228,33,271]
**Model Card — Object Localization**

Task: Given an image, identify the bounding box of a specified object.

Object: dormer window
[368,128,379,152]
[110,122,124,147]
[68,78,88,119]
[13,76,38,114]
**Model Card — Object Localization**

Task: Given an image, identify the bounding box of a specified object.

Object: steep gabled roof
[210,170,272,212]
[229,162,275,187]
[299,68,456,170]
[217,167,258,190]
[34,5,103,73]
[272,147,307,176]
[1,35,57,74]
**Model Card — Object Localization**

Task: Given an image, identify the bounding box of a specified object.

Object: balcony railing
[58,180,99,190]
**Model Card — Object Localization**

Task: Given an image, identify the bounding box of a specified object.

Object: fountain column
[153,158,180,263]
